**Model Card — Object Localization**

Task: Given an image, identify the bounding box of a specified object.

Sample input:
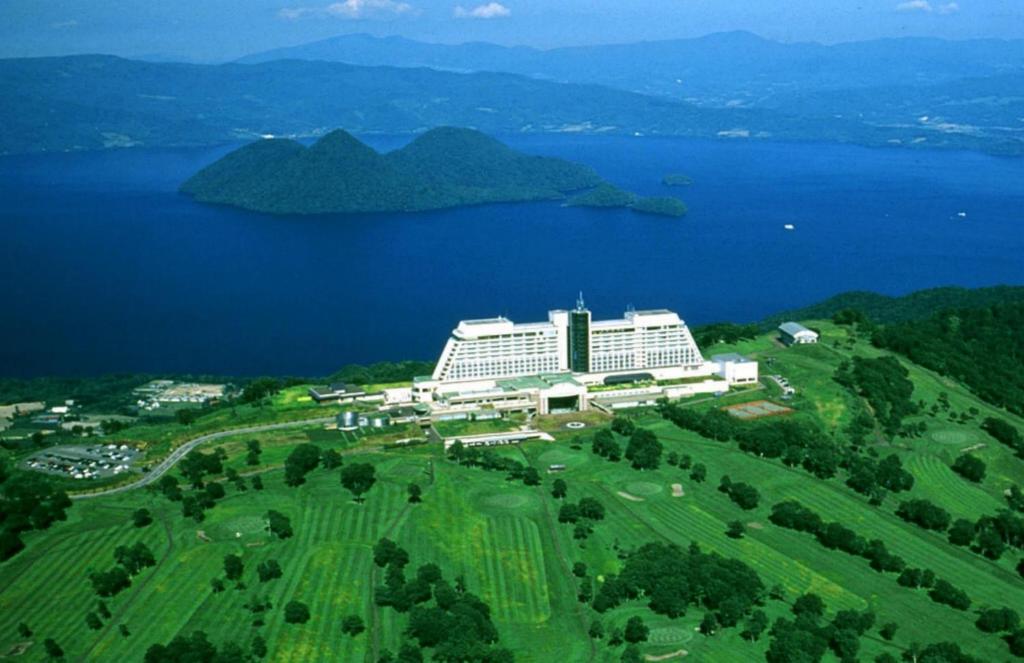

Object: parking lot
[24,443,141,480]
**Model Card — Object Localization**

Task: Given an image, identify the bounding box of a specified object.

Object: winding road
[70,416,335,500]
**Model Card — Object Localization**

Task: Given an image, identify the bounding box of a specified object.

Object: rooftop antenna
[576,291,586,311]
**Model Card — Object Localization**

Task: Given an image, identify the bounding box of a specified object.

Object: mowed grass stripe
[642,498,863,609]
[780,479,1019,605]
[904,454,1004,520]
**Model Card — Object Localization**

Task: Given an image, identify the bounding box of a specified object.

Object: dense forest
[873,302,1024,415]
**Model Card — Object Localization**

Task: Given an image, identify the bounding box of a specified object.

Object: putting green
[538,448,586,466]
[624,481,662,496]
[207,515,268,540]
[929,429,975,446]
[481,493,531,509]
[647,626,694,645]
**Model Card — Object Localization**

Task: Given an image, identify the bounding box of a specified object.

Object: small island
[662,173,693,187]
[568,183,688,218]
[181,127,606,215]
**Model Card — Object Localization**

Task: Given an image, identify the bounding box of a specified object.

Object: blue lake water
[1,135,1022,377]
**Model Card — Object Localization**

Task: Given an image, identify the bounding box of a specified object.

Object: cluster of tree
[143,631,253,662]
[718,476,760,510]
[327,361,435,386]
[593,542,764,633]
[446,443,540,486]
[179,449,225,488]
[591,428,622,462]
[769,501,906,573]
[948,510,1024,560]
[975,607,1024,657]
[951,454,986,483]
[692,322,760,349]
[243,595,274,628]
[872,302,1024,416]
[0,466,73,561]
[256,559,282,583]
[833,356,918,437]
[239,377,282,404]
[90,542,156,598]
[660,404,737,442]
[284,443,323,486]
[896,499,952,532]
[844,454,915,505]
[372,537,514,661]
[132,508,153,528]
[665,451,692,470]
[764,593,876,663]
[179,480,232,524]
[982,417,1024,457]
[832,308,872,327]
[624,428,663,470]
[557,497,606,540]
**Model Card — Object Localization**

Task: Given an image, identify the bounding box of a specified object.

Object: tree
[948,519,975,547]
[523,467,541,486]
[224,554,244,581]
[246,440,262,466]
[114,542,156,576]
[257,559,283,582]
[341,463,377,502]
[577,497,605,521]
[611,417,636,436]
[132,508,153,528]
[251,475,263,490]
[17,622,31,638]
[321,448,343,470]
[407,483,422,503]
[210,578,225,593]
[176,409,199,426]
[266,510,293,539]
[342,614,366,636]
[741,610,768,641]
[284,601,310,624]
[551,479,568,499]
[96,601,111,619]
[690,463,707,483]
[588,619,604,639]
[86,612,103,630]
[624,616,649,643]
[976,607,1019,633]
[572,562,587,578]
[251,635,267,659]
[90,567,131,597]
[558,503,580,523]
[621,645,643,663]
[119,624,130,638]
[284,444,322,487]
[625,428,662,470]
[879,622,898,641]
[699,612,718,635]
[792,594,825,618]
[43,638,64,659]
[726,520,746,539]
[951,454,986,483]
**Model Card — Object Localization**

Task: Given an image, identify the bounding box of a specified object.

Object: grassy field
[2,322,1024,661]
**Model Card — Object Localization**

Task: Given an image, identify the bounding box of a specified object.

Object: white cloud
[896,0,933,11]
[895,0,960,13]
[278,0,413,20]
[454,2,511,19]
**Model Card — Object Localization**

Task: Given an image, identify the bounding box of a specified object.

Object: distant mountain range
[2,31,1023,157]
[181,127,612,214]
[239,31,1024,103]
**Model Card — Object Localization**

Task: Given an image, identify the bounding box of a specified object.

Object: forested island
[567,183,688,218]
[182,127,607,215]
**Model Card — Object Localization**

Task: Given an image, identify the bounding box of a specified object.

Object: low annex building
[778,322,819,346]
[412,296,759,416]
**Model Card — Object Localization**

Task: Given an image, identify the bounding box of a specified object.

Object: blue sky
[2,0,1022,61]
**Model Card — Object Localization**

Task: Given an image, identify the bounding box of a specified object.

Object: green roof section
[497,372,580,391]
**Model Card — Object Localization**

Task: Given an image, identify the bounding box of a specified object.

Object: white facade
[711,353,760,385]
[431,304,705,384]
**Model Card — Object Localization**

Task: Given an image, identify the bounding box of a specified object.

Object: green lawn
[3,328,1024,661]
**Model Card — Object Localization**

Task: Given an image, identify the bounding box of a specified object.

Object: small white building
[711,353,759,385]
[779,322,819,346]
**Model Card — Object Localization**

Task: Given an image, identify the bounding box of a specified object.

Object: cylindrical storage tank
[370,414,391,429]
[339,411,360,430]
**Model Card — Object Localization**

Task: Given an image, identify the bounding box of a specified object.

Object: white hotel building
[412,296,757,415]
